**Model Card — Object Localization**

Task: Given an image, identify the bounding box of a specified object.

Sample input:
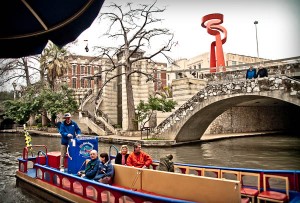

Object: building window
[232,61,237,65]
[87,80,91,88]
[72,64,77,75]
[87,65,91,75]
[198,64,201,70]
[80,65,85,74]
[72,78,77,88]
[80,78,85,88]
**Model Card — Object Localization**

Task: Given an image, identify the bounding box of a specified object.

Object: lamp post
[254,21,259,59]
[12,82,17,100]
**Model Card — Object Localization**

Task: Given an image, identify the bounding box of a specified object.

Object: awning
[0,0,104,58]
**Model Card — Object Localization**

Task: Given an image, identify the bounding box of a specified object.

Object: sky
[71,0,300,62]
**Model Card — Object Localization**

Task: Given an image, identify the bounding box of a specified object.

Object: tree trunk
[40,66,45,87]
[41,109,48,127]
[28,114,36,126]
[23,57,31,86]
[126,74,137,131]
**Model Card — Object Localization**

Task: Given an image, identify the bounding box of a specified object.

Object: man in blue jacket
[59,113,81,172]
[246,66,256,79]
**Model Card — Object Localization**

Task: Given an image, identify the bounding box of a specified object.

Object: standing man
[127,142,153,168]
[246,66,256,79]
[59,113,81,172]
[256,65,268,78]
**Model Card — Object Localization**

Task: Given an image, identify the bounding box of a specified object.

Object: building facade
[62,54,167,130]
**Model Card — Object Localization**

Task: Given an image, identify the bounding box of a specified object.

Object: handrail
[23,145,48,160]
[36,150,48,165]
[79,88,93,111]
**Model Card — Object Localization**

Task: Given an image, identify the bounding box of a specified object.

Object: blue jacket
[93,161,114,181]
[246,68,256,79]
[84,158,100,179]
[59,120,81,145]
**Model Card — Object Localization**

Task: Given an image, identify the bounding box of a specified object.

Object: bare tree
[93,1,176,131]
[0,56,40,89]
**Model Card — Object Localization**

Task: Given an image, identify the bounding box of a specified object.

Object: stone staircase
[80,94,115,136]
[70,113,91,134]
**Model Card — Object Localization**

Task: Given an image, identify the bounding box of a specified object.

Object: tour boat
[16,137,300,203]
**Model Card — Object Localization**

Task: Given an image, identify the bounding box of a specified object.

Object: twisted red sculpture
[201,13,227,72]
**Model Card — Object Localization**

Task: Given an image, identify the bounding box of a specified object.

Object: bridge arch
[171,91,300,142]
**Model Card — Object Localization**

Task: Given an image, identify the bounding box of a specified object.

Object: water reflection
[0,133,299,202]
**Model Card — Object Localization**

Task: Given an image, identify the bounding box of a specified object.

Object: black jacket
[115,153,129,165]
[256,68,268,78]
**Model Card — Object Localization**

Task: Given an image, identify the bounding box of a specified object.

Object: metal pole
[12,82,17,100]
[254,21,259,59]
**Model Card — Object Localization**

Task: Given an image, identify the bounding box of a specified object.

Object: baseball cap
[63,113,72,118]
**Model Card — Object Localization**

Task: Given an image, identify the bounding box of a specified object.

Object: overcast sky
[72,0,300,61]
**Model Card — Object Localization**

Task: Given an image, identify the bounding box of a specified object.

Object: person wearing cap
[59,113,82,172]
[126,142,153,168]
[158,154,174,172]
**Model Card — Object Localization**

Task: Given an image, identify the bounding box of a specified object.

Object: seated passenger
[94,152,114,184]
[158,154,174,172]
[115,145,129,165]
[127,142,153,168]
[77,150,100,179]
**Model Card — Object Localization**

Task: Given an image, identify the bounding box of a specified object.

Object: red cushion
[258,191,288,201]
[241,188,259,196]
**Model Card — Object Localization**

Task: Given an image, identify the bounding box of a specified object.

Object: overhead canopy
[0,0,104,58]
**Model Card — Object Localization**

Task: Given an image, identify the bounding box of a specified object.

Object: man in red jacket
[126,142,153,168]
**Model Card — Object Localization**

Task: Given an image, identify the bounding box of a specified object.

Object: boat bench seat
[258,191,288,202]
[241,187,259,196]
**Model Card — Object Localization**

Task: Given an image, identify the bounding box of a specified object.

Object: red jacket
[126,151,153,168]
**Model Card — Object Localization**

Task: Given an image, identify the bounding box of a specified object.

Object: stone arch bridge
[154,75,300,142]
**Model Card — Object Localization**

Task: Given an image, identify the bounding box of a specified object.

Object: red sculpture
[201,13,227,72]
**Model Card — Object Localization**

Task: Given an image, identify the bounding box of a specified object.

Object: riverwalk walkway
[0,129,281,147]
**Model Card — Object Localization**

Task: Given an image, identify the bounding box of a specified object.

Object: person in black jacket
[115,145,129,165]
[256,65,268,78]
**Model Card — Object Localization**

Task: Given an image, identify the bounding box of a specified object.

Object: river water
[0,133,299,202]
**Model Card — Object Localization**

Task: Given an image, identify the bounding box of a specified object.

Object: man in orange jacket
[126,142,153,168]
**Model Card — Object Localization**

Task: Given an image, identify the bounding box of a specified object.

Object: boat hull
[16,171,94,203]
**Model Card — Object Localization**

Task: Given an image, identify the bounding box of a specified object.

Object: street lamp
[12,82,17,100]
[254,21,259,59]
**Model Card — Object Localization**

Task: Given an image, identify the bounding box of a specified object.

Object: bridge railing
[196,56,300,84]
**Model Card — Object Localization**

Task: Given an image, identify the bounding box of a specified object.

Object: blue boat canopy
[0,0,104,58]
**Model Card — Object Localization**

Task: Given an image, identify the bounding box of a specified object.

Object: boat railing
[32,164,193,203]
[150,161,300,196]
[19,145,48,173]
[17,154,300,202]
